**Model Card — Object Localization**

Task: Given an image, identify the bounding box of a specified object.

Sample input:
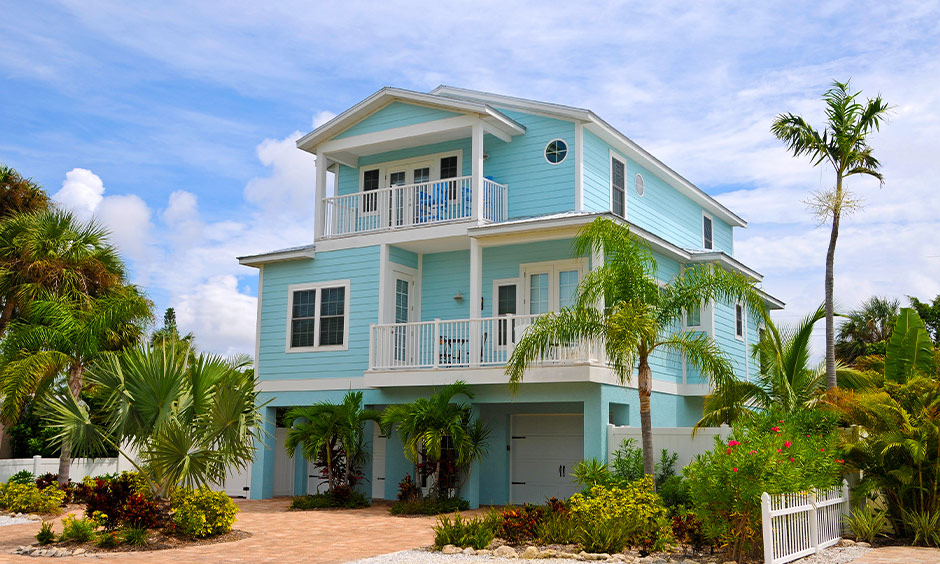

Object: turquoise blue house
[237,86,783,505]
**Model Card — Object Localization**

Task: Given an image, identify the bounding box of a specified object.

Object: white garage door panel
[510,414,584,504]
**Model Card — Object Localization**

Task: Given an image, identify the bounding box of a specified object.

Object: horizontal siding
[337,139,472,197]
[481,239,582,310]
[333,102,460,139]
[258,246,380,381]
[389,246,418,269]
[582,130,609,212]
[485,109,576,218]
[420,250,471,321]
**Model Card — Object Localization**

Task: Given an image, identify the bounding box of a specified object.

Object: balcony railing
[323,176,508,238]
[369,314,602,370]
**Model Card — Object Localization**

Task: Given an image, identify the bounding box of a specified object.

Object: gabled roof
[295,87,526,153]
[237,244,315,267]
[432,85,747,228]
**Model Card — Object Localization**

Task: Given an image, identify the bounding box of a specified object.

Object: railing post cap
[761,492,770,501]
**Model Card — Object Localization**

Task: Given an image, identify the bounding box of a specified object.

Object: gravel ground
[0,515,34,527]
[344,545,874,564]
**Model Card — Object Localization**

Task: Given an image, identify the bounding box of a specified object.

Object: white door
[371,422,387,499]
[273,427,295,497]
[389,269,416,366]
[510,414,584,504]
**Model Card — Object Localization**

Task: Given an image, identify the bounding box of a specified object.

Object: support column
[471,122,484,221]
[378,244,389,324]
[460,404,481,509]
[314,152,327,241]
[291,417,309,496]
[469,238,482,367]
[583,388,609,463]
[250,405,277,499]
[574,122,584,212]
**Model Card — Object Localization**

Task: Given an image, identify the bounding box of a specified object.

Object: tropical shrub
[611,439,645,483]
[389,496,469,516]
[671,507,707,551]
[0,483,65,514]
[684,409,842,562]
[60,514,97,542]
[536,511,577,545]
[658,475,691,511]
[577,514,633,554]
[83,472,159,529]
[396,474,420,502]
[844,504,889,544]
[95,530,120,548]
[903,509,940,547]
[171,487,239,538]
[498,504,546,543]
[120,526,149,546]
[433,511,500,550]
[572,458,611,489]
[36,521,55,545]
[8,470,34,485]
[568,476,673,553]
[289,489,369,510]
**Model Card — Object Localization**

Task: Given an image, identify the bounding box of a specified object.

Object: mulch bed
[46,529,251,554]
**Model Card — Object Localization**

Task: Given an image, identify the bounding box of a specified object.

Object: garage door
[510,414,583,504]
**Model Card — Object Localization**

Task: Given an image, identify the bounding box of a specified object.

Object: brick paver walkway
[0,499,440,563]
[853,546,940,564]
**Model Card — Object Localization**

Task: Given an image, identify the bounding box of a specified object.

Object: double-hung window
[686,304,702,328]
[288,281,350,351]
[611,154,626,218]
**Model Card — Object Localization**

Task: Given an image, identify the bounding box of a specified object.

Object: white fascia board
[432,85,593,122]
[685,252,786,309]
[296,87,524,153]
[237,245,315,267]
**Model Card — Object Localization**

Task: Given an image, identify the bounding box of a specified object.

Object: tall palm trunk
[0,299,15,339]
[435,459,442,500]
[324,442,334,492]
[58,362,83,485]
[824,179,842,390]
[637,352,655,478]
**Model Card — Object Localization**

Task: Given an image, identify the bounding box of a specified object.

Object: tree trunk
[58,362,84,485]
[0,420,12,458]
[435,459,442,500]
[0,299,15,341]
[825,180,842,390]
[638,354,655,479]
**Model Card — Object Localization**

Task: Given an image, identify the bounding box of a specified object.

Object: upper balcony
[323,176,508,238]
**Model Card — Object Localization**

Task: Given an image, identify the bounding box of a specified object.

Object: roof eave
[237,245,316,267]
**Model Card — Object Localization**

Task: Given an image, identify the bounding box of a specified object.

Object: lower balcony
[369,315,602,371]
[322,176,508,238]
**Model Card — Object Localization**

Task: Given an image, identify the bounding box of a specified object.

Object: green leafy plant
[611,439,645,483]
[119,526,149,546]
[499,504,546,544]
[537,511,577,545]
[568,476,673,552]
[289,489,369,510]
[0,483,65,514]
[903,509,940,547]
[8,470,34,485]
[60,514,97,542]
[94,530,120,548]
[572,458,611,488]
[844,504,889,544]
[171,487,239,538]
[671,507,708,551]
[577,514,634,554]
[36,521,55,545]
[433,510,499,550]
[389,496,469,516]
[657,475,691,510]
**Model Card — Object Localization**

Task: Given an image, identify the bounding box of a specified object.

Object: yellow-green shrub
[0,483,65,514]
[568,475,673,553]
[171,488,238,538]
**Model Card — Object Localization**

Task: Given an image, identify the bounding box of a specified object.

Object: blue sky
[2,1,939,356]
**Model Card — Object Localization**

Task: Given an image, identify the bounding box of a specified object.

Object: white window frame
[609,150,627,219]
[544,138,569,165]
[702,211,714,250]
[734,302,745,341]
[358,150,463,193]
[519,258,588,314]
[285,279,351,353]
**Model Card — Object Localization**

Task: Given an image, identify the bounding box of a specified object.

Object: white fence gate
[761,480,850,564]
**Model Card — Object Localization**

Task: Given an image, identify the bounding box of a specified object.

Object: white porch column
[378,244,389,324]
[574,122,584,211]
[314,151,328,241]
[471,122,484,221]
[469,238,482,366]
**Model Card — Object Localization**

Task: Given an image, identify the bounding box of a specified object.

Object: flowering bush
[0,482,65,514]
[568,476,674,553]
[171,487,239,538]
[685,409,842,562]
[499,504,546,543]
[83,472,158,529]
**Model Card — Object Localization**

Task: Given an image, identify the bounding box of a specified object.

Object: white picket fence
[0,456,134,482]
[761,480,850,564]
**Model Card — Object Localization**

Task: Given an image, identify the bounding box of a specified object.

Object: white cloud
[243,131,317,220]
[174,275,257,357]
[312,111,336,129]
[53,168,104,218]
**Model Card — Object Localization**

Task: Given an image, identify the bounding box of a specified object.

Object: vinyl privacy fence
[761,480,849,564]
[0,456,133,482]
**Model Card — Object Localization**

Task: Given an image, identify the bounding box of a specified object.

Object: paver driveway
[0,499,439,564]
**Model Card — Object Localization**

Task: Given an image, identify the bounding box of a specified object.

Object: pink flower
[732,467,738,472]
[728,440,741,447]
[790,457,795,462]
[784,441,792,448]
[726,448,731,454]
[777,449,782,453]
[749,450,757,454]
[770,426,780,432]
[779,420,784,423]
[820,448,825,452]
[837,459,845,463]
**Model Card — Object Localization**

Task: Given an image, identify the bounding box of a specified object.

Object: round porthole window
[544,139,568,164]
[635,173,645,196]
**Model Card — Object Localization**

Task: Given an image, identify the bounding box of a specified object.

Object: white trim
[734,302,745,341]
[285,279,352,353]
[315,151,327,241]
[238,245,315,267]
[254,266,264,380]
[387,264,418,324]
[258,377,367,393]
[544,138,569,165]
[470,238,482,319]
[519,258,588,314]
[377,245,388,324]
[574,123,584,211]
[609,149,627,219]
[702,211,714,251]
[358,149,462,193]
[492,277,521,350]
[318,115,478,154]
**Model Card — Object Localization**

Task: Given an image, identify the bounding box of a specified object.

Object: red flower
[770,426,779,432]
[726,448,731,454]
[784,441,792,448]
[728,440,741,447]
[837,459,845,463]
[749,450,757,454]
[732,468,738,472]
[790,457,795,462]
[777,448,782,452]
[820,448,825,452]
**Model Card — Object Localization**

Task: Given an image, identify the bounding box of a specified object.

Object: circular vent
[635,173,645,196]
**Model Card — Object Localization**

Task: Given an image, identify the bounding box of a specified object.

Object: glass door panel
[393,276,410,363]
[528,273,550,315]
[558,270,579,309]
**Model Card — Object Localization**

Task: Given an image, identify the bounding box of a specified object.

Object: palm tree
[0,287,152,483]
[41,344,263,499]
[149,307,195,349]
[381,381,489,501]
[0,209,126,338]
[771,80,890,389]
[0,165,49,220]
[836,296,900,363]
[506,217,766,475]
[698,306,866,427]
[284,391,381,493]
